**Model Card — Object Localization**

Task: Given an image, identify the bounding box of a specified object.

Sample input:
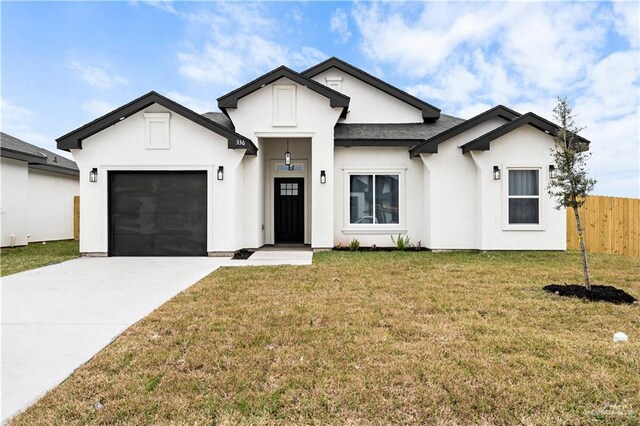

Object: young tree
[548,97,596,290]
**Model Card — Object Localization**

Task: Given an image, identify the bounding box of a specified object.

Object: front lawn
[0,240,79,277]
[11,251,640,425]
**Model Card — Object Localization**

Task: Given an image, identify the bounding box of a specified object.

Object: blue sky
[2,1,638,196]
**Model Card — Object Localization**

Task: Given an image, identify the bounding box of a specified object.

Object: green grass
[10,250,640,425]
[0,240,80,276]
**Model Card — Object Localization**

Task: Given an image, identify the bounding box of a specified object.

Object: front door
[274,178,304,244]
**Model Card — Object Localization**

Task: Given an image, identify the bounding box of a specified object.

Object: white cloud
[68,60,129,89]
[612,0,639,49]
[330,8,351,43]
[82,100,116,117]
[165,91,215,113]
[0,100,72,159]
[168,3,327,87]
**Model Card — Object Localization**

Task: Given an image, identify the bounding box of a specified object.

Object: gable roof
[57,91,257,155]
[1,132,79,176]
[409,105,520,157]
[217,65,350,118]
[334,114,464,147]
[460,112,591,154]
[302,57,441,122]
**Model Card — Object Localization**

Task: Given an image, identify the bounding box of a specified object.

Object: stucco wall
[311,69,423,124]
[0,157,29,247]
[333,147,424,247]
[27,169,79,242]
[470,125,566,250]
[71,103,245,254]
[422,117,509,249]
[227,77,342,249]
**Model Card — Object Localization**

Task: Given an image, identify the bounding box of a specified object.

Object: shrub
[391,234,412,250]
[349,238,360,251]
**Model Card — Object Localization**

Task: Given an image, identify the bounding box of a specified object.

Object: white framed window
[504,167,543,229]
[343,167,406,234]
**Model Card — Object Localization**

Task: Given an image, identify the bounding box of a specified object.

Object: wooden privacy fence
[567,195,640,258]
[74,196,80,241]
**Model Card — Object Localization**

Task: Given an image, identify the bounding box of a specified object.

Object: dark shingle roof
[202,112,234,130]
[334,114,464,146]
[1,132,79,175]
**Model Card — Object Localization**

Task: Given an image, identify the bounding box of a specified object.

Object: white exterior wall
[311,69,423,124]
[422,117,509,249]
[0,158,29,247]
[71,104,244,255]
[470,126,565,250]
[334,147,424,247]
[228,77,342,249]
[27,169,79,242]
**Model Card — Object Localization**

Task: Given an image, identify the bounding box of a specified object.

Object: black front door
[274,178,304,244]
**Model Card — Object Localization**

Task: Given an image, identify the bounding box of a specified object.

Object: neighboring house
[1,132,79,247]
[56,57,590,256]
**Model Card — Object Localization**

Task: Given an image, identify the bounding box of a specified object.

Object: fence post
[73,196,80,241]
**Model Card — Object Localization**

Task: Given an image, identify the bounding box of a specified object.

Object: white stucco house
[56,57,590,256]
[1,132,80,247]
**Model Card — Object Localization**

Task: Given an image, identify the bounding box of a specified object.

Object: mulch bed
[231,249,254,260]
[544,284,638,305]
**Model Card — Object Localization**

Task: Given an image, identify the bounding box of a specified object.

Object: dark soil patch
[544,284,637,305]
[231,249,254,260]
[333,246,430,252]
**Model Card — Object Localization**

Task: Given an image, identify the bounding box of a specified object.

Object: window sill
[342,228,407,235]
[502,225,546,231]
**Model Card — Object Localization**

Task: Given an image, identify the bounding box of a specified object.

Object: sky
[2,1,639,197]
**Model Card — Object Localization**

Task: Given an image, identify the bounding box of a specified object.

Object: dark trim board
[302,57,440,121]
[218,66,350,118]
[409,105,521,157]
[0,147,48,164]
[57,91,257,155]
[461,112,591,154]
[335,138,427,147]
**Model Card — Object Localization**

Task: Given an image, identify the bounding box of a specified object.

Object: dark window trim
[56,91,257,156]
[335,138,427,147]
[461,112,591,154]
[409,105,521,157]
[302,57,440,121]
[217,65,350,118]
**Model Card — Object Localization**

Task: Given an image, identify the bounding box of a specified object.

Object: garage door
[109,171,207,256]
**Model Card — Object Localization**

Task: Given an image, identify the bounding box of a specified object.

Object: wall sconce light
[493,166,501,180]
[89,168,98,183]
[549,164,557,179]
[217,166,224,180]
[320,170,327,184]
[284,138,291,166]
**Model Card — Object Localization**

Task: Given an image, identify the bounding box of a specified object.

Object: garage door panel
[109,171,207,256]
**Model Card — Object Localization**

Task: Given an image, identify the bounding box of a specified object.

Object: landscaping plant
[547,97,596,290]
[348,238,360,251]
[391,234,412,250]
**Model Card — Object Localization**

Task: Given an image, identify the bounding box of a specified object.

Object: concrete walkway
[1,250,312,423]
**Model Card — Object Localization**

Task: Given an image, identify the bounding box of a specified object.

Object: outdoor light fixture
[217,166,224,180]
[284,138,291,166]
[549,164,557,179]
[89,168,98,183]
[493,166,501,180]
[320,170,327,184]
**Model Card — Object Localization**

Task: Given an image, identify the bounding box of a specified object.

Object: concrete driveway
[1,257,229,423]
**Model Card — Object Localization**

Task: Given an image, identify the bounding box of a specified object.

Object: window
[275,164,303,172]
[349,174,399,224]
[280,182,299,196]
[508,169,540,224]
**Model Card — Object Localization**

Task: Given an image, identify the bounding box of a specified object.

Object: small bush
[391,234,412,250]
[348,238,360,251]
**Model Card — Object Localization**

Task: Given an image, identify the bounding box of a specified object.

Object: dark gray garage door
[109,171,207,256]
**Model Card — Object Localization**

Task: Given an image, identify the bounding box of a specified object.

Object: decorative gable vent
[273,85,297,126]
[144,112,171,149]
[325,76,343,93]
